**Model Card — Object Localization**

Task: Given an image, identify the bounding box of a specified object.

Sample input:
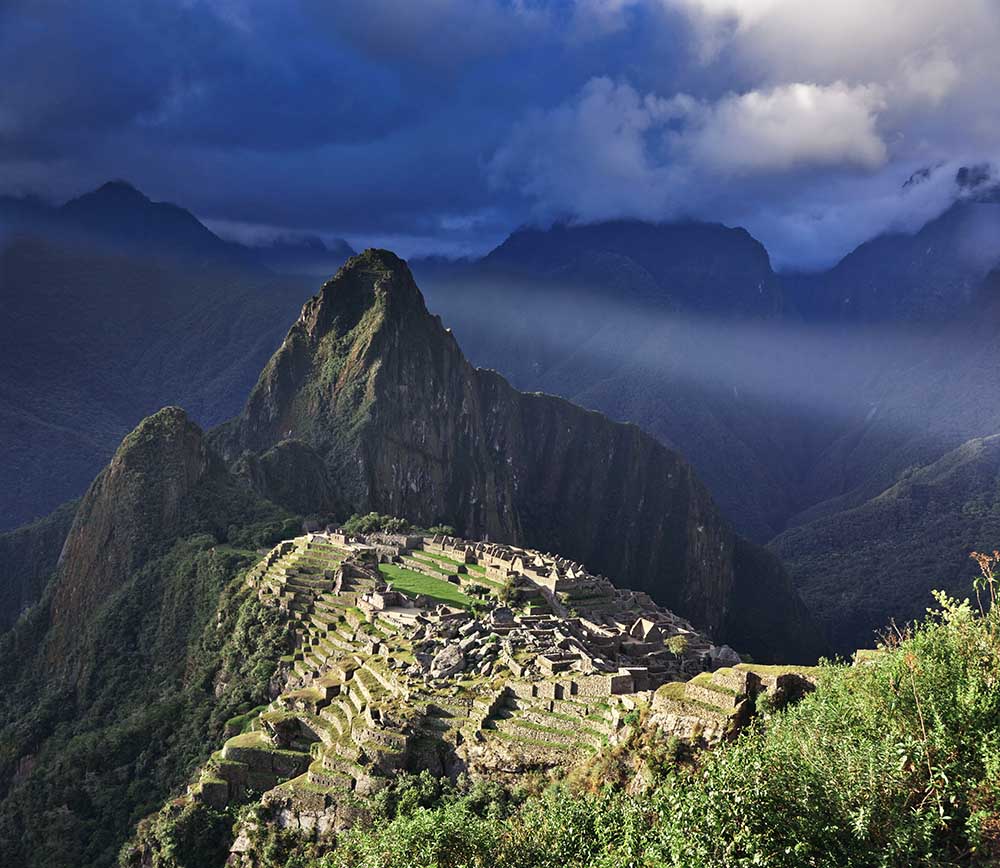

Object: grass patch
[378,563,474,609]
[655,681,688,701]
[688,672,737,696]
[225,729,272,749]
[224,704,267,735]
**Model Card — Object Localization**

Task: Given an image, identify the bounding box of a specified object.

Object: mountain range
[4,170,1000,658]
[412,169,1000,651]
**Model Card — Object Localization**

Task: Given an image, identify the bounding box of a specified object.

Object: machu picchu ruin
[169,527,819,855]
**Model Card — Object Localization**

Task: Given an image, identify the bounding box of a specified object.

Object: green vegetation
[128,801,232,868]
[734,662,824,678]
[341,512,455,538]
[343,512,414,535]
[773,439,1000,654]
[415,549,464,569]
[377,563,474,608]
[0,519,294,868]
[426,524,457,536]
[665,634,688,656]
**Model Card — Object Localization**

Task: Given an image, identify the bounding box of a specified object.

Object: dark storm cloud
[0,0,409,154]
[1,0,998,264]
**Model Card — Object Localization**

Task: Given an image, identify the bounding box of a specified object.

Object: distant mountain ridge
[1,180,355,270]
[58,181,251,265]
[789,199,1000,322]
[5,172,1000,654]
[481,219,783,315]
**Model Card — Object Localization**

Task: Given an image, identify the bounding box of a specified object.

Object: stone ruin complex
[177,530,817,850]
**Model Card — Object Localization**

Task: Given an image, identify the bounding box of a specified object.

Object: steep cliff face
[53,409,211,632]
[216,250,822,660]
[232,439,341,517]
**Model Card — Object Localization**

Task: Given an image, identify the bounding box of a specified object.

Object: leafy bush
[134,802,232,868]
[641,583,1000,867]
[426,524,457,536]
[342,512,413,535]
[665,634,688,656]
[341,513,455,537]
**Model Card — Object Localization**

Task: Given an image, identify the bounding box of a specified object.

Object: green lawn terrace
[179,528,793,832]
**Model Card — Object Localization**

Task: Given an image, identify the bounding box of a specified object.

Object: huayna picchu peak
[215,250,823,664]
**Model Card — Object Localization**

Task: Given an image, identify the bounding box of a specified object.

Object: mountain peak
[480,218,778,315]
[339,247,411,278]
[55,180,249,265]
[48,405,280,663]
[94,178,150,202]
[306,247,427,336]
[66,180,152,213]
[213,247,444,464]
[116,405,199,458]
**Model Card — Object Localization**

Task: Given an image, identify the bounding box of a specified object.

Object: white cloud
[686,82,888,172]
[663,0,998,77]
[490,78,686,220]
[490,78,888,222]
[486,0,1000,267]
[665,0,782,60]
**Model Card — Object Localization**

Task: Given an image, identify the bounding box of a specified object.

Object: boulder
[430,644,465,678]
[706,645,741,668]
[458,632,481,652]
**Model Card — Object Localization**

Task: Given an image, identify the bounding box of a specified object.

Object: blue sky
[2,0,999,267]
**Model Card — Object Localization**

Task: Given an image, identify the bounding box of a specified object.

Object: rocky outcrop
[214,250,824,661]
[649,664,819,747]
[47,407,275,661]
